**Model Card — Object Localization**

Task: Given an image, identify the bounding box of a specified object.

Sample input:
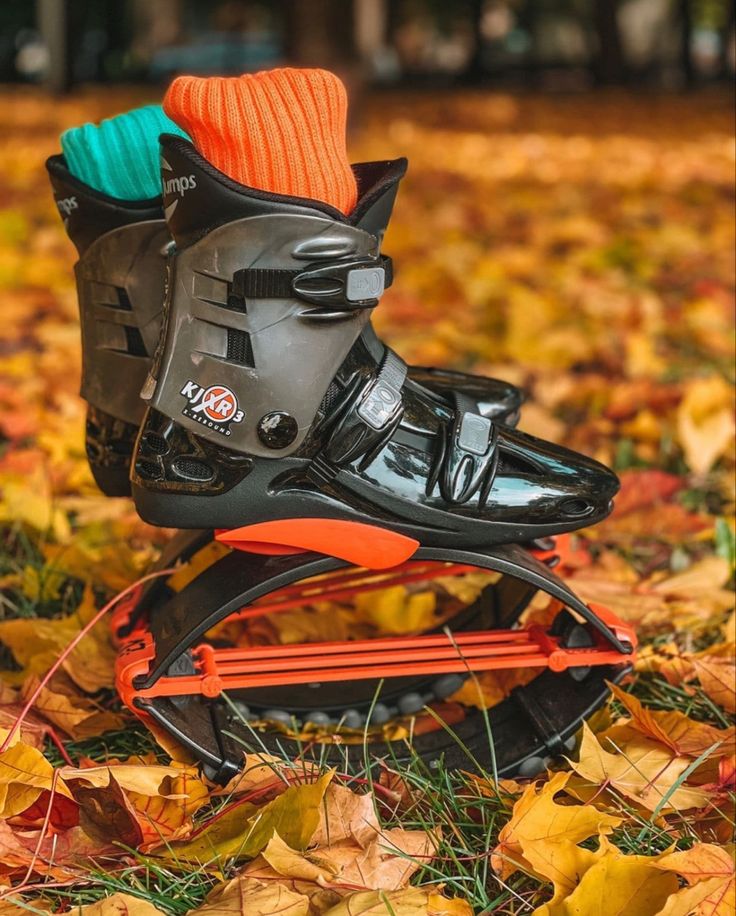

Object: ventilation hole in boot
[225,293,248,313]
[116,288,133,311]
[171,457,214,481]
[560,497,594,518]
[225,271,248,312]
[124,325,148,357]
[142,433,169,455]
[108,438,133,456]
[226,329,254,366]
[319,380,343,415]
[135,459,163,481]
[497,450,543,476]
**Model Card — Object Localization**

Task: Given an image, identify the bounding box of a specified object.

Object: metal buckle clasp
[292,257,389,310]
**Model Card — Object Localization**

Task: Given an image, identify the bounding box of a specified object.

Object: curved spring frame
[113,533,636,783]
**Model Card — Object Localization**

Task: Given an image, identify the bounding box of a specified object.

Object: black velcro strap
[231,255,393,310]
[319,348,407,469]
[357,348,407,431]
[237,268,294,299]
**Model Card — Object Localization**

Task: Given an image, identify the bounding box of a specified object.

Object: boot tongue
[163,68,358,216]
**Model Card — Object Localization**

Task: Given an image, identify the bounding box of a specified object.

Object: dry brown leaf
[77,893,167,915]
[165,770,334,863]
[321,888,431,915]
[248,822,438,895]
[20,674,125,739]
[189,877,310,915]
[677,375,735,475]
[569,724,710,813]
[607,683,735,758]
[240,856,343,913]
[655,843,735,916]
[310,784,381,848]
[66,771,143,849]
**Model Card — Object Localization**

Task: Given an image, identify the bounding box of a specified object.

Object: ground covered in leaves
[0,86,733,915]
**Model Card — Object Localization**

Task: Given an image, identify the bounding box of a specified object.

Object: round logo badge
[201,385,239,422]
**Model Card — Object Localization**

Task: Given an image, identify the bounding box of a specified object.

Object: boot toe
[484,428,619,531]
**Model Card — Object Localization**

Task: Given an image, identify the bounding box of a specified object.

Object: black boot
[131,137,618,546]
[46,156,168,496]
[48,155,522,496]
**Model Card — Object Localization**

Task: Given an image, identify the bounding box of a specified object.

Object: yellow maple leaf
[656,843,735,916]
[532,840,679,916]
[492,770,621,897]
[0,584,116,692]
[190,877,311,915]
[607,683,735,759]
[0,741,72,819]
[569,723,710,813]
[77,893,166,915]
[677,375,735,476]
[164,770,334,864]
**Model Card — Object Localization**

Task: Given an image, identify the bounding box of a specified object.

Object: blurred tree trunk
[517,0,541,89]
[283,0,365,125]
[719,2,735,80]
[38,0,71,94]
[462,0,485,82]
[130,0,185,61]
[678,0,694,85]
[592,0,626,84]
[284,0,356,66]
[354,0,387,66]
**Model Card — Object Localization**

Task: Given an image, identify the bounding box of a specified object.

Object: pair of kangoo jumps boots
[48,70,635,783]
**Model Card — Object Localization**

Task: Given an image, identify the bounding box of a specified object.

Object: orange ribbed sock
[163,68,357,215]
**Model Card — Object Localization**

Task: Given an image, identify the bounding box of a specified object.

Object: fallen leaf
[167,770,334,863]
[492,770,621,898]
[655,843,735,916]
[604,470,683,516]
[0,741,73,819]
[568,724,710,813]
[321,888,431,915]
[692,656,736,714]
[189,876,310,915]
[427,893,474,916]
[21,674,124,740]
[532,841,678,916]
[77,893,166,915]
[310,784,381,848]
[677,375,735,475]
[0,585,116,692]
[607,683,735,758]
[67,771,143,849]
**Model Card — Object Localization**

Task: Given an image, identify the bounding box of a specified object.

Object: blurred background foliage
[1,0,734,93]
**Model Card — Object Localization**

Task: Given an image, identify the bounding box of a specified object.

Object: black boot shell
[131,138,619,545]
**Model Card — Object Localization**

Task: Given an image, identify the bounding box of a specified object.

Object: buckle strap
[437,392,498,505]
[232,255,392,311]
[321,348,407,468]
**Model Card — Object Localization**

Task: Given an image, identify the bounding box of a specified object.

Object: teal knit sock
[61,104,188,201]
